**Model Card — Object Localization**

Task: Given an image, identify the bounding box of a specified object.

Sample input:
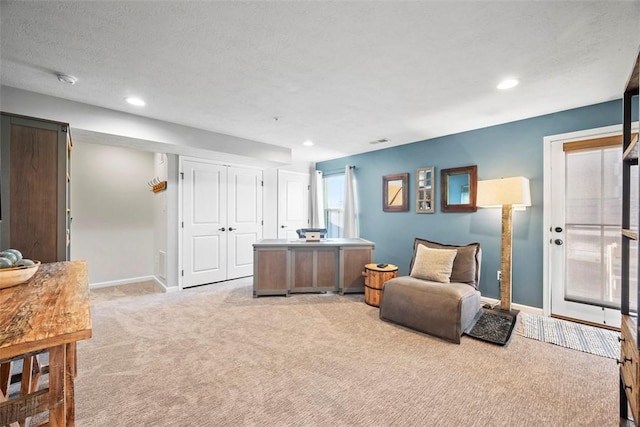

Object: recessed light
[497,79,519,90]
[126,97,146,106]
[56,73,77,85]
[303,140,314,147]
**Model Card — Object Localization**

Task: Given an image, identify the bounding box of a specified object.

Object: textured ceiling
[1,1,639,162]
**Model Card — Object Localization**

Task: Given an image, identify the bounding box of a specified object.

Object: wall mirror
[441,165,477,212]
[416,167,435,213]
[383,173,408,212]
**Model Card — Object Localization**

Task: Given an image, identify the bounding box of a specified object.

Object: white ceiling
[1,1,639,163]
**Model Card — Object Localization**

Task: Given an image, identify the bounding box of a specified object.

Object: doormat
[465,308,518,346]
[515,313,620,359]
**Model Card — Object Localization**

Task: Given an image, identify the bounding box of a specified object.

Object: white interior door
[277,170,310,239]
[227,166,263,279]
[549,133,623,327]
[182,159,227,287]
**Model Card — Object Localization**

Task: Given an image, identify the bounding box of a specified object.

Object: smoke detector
[56,73,77,85]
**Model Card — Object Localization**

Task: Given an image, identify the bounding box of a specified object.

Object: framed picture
[383,173,408,212]
[416,167,435,213]
[441,165,477,212]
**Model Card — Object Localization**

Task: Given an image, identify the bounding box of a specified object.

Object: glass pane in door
[564,147,626,309]
[565,225,621,308]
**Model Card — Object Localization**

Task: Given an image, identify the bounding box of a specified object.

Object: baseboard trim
[162,282,179,293]
[90,275,171,292]
[480,297,544,316]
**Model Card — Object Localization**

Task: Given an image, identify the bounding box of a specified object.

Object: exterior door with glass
[548,130,624,327]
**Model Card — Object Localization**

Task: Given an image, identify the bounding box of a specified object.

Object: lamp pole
[500,203,513,312]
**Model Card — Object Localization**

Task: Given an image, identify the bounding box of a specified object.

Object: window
[323,174,345,237]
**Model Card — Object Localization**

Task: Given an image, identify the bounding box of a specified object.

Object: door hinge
[261,180,264,187]
[180,172,184,179]
[181,270,184,277]
[261,220,264,226]
[181,221,184,228]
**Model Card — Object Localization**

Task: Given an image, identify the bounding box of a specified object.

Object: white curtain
[343,165,359,238]
[310,170,325,228]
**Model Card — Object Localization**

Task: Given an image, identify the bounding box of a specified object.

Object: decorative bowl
[0,261,41,290]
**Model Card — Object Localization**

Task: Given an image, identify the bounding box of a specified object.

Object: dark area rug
[465,307,519,346]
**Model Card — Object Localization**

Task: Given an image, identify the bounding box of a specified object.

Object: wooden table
[0,261,92,427]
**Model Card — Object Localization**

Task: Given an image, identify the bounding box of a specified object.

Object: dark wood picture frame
[441,165,477,212]
[383,173,408,212]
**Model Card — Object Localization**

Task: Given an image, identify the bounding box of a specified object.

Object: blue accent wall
[317,99,635,308]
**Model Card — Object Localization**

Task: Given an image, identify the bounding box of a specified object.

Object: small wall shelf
[152,181,167,193]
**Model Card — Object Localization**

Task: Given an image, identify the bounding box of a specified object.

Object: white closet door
[227,166,263,279]
[182,159,227,287]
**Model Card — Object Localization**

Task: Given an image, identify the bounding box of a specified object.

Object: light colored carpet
[515,313,620,359]
[75,278,619,426]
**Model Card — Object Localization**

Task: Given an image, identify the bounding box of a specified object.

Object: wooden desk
[0,261,92,427]
[253,238,374,296]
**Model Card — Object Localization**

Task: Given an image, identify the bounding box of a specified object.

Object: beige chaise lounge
[379,238,482,344]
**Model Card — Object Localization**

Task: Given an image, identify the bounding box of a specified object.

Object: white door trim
[542,123,635,316]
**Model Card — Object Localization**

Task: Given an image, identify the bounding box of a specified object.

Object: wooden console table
[0,261,92,427]
[253,238,374,297]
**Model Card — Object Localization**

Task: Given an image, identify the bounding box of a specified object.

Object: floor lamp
[477,177,531,312]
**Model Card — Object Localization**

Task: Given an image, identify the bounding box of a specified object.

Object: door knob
[554,227,563,233]
[281,225,286,228]
[554,239,563,246]
[218,227,226,231]
[228,227,235,231]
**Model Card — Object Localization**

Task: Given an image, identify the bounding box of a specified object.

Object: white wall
[164,154,180,290]
[71,141,155,285]
[151,152,180,291]
[153,153,169,284]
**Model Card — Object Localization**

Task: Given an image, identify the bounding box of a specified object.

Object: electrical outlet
[497,270,502,281]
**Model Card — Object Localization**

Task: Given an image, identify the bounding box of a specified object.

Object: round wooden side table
[362,263,398,307]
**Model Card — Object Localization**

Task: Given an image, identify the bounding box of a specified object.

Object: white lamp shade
[477,176,531,207]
